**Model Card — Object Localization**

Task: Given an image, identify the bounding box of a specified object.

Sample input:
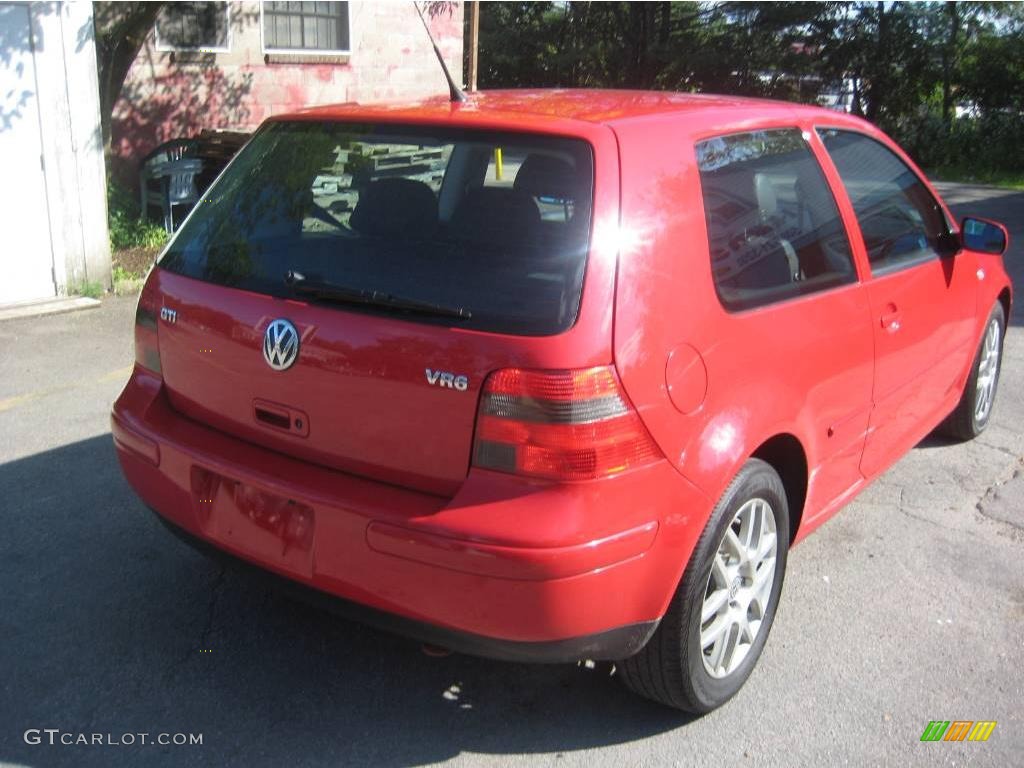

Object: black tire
[618,458,789,713]
[941,302,1006,441]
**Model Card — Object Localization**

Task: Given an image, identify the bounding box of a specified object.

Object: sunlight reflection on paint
[708,422,737,456]
[696,409,751,473]
[591,218,655,261]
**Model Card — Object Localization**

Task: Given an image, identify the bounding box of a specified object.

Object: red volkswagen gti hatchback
[112,90,1011,713]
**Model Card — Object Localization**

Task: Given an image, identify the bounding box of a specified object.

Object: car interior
[700,140,857,310]
[162,127,595,335]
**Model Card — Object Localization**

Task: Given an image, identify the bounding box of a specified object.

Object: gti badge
[160,307,177,323]
[425,368,469,391]
[263,318,300,371]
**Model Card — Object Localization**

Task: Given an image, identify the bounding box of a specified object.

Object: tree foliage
[91,2,1024,175]
[93,2,165,149]
[473,1,1024,172]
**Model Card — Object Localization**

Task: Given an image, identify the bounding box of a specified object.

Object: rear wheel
[942,302,1005,441]
[618,458,789,712]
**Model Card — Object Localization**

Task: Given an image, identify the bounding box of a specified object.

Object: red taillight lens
[134,289,162,375]
[472,366,662,481]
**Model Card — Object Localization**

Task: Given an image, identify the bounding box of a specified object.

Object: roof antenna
[414,2,467,103]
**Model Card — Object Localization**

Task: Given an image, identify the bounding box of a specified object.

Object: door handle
[880,308,902,333]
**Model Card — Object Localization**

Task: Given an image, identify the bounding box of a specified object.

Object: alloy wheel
[700,498,778,679]
[974,318,1001,423]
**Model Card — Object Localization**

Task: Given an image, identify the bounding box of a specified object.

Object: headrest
[754,173,778,220]
[513,155,580,202]
[450,188,540,245]
[349,178,438,236]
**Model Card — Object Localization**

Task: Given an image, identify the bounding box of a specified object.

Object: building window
[262,2,351,54]
[156,2,230,52]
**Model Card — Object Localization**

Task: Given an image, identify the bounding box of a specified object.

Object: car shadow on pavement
[0,435,692,768]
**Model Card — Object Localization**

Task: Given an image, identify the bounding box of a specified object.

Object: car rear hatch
[150,119,607,496]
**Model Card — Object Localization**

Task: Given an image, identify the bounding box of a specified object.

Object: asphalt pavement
[0,182,1021,767]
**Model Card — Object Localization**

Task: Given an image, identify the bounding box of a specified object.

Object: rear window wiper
[284,271,472,320]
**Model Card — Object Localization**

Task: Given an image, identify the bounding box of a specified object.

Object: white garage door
[0,3,56,305]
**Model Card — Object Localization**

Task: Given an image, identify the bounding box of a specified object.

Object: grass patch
[106,178,167,295]
[926,167,1024,190]
[112,265,136,283]
[76,281,105,299]
[108,178,169,252]
[112,250,160,295]
[113,244,159,277]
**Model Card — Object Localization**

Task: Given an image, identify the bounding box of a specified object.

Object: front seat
[349,178,439,237]
[449,187,541,250]
[754,172,800,280]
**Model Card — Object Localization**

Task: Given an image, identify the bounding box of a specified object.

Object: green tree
[960,3,1024,112]
[93,2,165,150]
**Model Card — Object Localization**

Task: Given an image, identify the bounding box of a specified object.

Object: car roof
[278,88,861,132]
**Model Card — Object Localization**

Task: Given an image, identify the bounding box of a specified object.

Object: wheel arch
[998,286,1012,327]
[751,433,808,543]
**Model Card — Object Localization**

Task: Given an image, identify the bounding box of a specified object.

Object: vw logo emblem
[263,318,299,371]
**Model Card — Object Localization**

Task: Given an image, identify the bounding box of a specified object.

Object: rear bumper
[113,366,711,660]
[154,510,657,662]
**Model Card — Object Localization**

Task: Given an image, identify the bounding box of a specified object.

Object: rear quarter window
[696,128,857,312]
[159,122,595,336]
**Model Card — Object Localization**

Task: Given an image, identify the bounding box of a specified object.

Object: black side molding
[152,510,659,664]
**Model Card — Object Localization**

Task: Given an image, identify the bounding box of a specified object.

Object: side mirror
[961,217,1009,256]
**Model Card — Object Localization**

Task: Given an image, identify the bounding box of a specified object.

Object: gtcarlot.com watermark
[24,729,202,747]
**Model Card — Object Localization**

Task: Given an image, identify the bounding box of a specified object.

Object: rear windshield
[159,121,595,336]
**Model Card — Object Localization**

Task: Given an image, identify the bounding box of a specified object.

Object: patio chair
[140,139,203,233]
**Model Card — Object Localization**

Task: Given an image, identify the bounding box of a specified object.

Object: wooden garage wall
[32,1,110,295]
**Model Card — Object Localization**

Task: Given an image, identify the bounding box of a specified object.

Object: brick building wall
[111,1,463,184]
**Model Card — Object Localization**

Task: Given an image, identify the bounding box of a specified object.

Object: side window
[697,128,857,312]
[817,128,949,272]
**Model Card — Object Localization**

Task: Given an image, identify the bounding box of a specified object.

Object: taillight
[134,288,162,375]
[472,366,662,481]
